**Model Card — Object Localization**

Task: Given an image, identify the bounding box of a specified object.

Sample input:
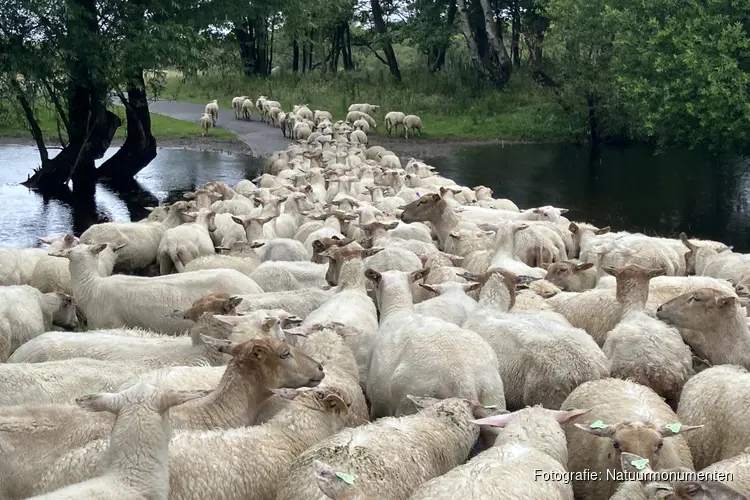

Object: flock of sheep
[1,104,750,500]
[199,96,423,141]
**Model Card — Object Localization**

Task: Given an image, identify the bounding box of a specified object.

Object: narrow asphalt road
[148,99,290,157]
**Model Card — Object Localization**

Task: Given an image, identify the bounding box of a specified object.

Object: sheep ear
[419,284,439,294]
[716,296,737,309]
[559,208,569,214]
[363,247,384,258]
[406,395,441,409]
[76,392,121,413]
[549,408,591,424]
[183,192,195,200]
[144,206,155,212]
[322,393,350,413]
[261,316,278,332]
[250,241,266,248]
[463,282,481,292]
[470,412,518,428]
[112,243,127,252]
[200,334,235,354]
[647,268,667,279]
[38,237,54,244]
[568,223,579,234]
[90,244,107,255]
[159,389,206,412]
[364,269,382,284]
[574,422,617,438]
[165,310,188,320]
[224,296,243,311]
[540,262,551,270]
[596,226,611,235]
[410,267,430,283]
[458,271,480,282]
[658,423,703,438]
[601,266,617,277]
[269,388,300,400]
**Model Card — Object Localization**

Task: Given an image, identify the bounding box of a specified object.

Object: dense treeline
[1,0,748,190]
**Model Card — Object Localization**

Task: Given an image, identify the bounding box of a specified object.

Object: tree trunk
[22,0,121,190]
[343,24,354,70]
[236,23,254,77]
[428,0,456,72]
[456,0,512,88]
[293,39,300,72]
[330,25,341,72]
[511,0,521,67]
[587,94,601,148]
[10,79,48,163]
[302,43,308,72]
[307,42,313,69]
[236,17,270,77]
[97,71,156,180]
[267,20,274,75]
[370,0,402,82]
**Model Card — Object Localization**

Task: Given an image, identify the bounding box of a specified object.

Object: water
[422,143,750,252]
[1,142,749,251]
[0,145,262,248]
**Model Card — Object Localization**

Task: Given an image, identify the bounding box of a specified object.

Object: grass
[160,65,583,142]
[0,100,234,141]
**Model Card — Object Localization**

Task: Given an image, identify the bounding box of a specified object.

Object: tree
[455,0,513,88]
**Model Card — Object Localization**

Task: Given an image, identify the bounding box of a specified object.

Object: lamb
[352,118,370,133]
[384,111,406,135]
[205,99,219,125]
[7,311,235,366]
[79,200,190,272]
[199,113,213,135]
[276,396,493,500]
[601,265,693,408]
[414,281,480,326]
[463,271,609,410]
[656,287,750,368]
[53,243,263,335]
[560,378,701,500]
[157,209,217,274]
[0,285,78,362]
[408,407,591,500]
[24,383,203,500]
[676,365,750,470]
[350,129,368,145]
[34,385,352,500]
[348,103,380,115]
[483,220,548,279]
[365,268,506,422]
[170,293,243,322]
[0,234,80,286]
[403,114,422,138]
[30,241,124,295]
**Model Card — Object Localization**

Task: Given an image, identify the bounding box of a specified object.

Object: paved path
[148,99,290,157]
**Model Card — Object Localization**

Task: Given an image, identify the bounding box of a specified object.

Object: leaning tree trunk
[22,0,121,190]
[292,40,300,72]
[370,0,402,82]
[456,0,513,88]
[97,70,156,181]
[511,0,521,67]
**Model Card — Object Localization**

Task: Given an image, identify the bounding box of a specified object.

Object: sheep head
[656,288,740,333]
[574,420,702,470]
[399,193,443,224]
[543,261,595,291]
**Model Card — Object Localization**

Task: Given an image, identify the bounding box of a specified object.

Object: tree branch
[9,78,49,163]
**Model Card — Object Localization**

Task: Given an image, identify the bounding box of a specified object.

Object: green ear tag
[631,458,649,470]
[483,405,498,409]
[665,423,682,433]
[335,472,355,485]
[590,420,605,429]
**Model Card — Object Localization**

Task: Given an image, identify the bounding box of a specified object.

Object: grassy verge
[0,101,234,141]
[160,67,582,142]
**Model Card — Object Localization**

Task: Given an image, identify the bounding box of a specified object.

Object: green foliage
[607,0,750,152]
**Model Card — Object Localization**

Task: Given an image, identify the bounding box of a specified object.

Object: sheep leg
[158,255,173,275]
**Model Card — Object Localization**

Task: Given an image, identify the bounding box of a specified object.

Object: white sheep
[241,98,254,120]
[561,378,701,500]
[350,129,368,145]
[0,234,79,286]
[24,382,202,500]
[276,396,490,500]
[414,281,480,326]
[249,261,328,292]
[199,115,212,136]
[384,111,405,135]
[231,96,247,119]
[348,103,380,115]
[235,288,334,319]
[52,243,263,335]
[204,99,219,125]
[0,285,78,361]
[409,407,591,500]
[157,209,217,274]
[403,114,422,138]
[345,110,376,129]
[314,110,332,125]
[30,241,124,295]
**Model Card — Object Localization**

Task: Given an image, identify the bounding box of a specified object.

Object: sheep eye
[613,441,621,450]
[656,441,664,450]
[280,350,291,359]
